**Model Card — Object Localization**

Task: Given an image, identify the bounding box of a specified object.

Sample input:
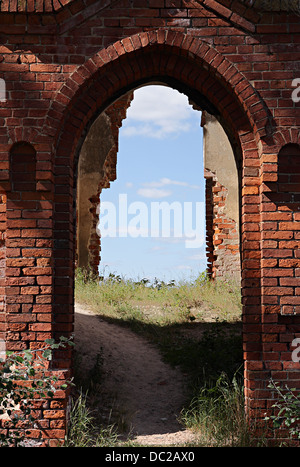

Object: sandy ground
[74,303,199,446]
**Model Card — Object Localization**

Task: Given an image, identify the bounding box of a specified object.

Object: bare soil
[74,303,200,446]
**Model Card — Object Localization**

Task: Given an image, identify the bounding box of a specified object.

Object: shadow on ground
[73,303,243,444]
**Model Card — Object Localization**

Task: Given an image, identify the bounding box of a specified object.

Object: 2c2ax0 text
[149,451,195,462]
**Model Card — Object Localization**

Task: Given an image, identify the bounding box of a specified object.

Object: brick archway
[2,26,299,445]
[47,30,272,154]
[50,29,267,433]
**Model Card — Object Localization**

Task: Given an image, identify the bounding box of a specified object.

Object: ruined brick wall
[205,168,241,280]
[76,92,133,275]
[0,194,5,344]
[202,111,241,281]
[0,0,299,446]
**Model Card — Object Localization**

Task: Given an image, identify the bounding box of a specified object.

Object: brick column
[240,133,264,427]
[259,143,300,428]
[4,142,69,445]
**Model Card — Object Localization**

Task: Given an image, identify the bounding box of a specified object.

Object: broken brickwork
[76,92,133,275]
[0,0,299,446]
[202,111,241,281]
[205,168,241,280]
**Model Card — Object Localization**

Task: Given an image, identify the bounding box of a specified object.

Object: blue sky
[98,85,207,283]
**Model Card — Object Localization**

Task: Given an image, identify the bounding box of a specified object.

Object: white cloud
[188,253,206,261]
[175,265,193,271]
[143,177,201,190]
[151,245,164,251]
[122,85,199,139]
[137,188,172,199]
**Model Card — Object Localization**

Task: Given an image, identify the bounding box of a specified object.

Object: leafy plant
[0,336,74,447]
[265,380,300,440]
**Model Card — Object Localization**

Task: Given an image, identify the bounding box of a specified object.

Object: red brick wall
[205,168,241,280]
[0,0,299,445]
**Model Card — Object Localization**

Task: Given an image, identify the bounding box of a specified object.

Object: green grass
[180,372,256,447]
[64,391,119,447]
[74,269,242,326]
[68,269,264,447]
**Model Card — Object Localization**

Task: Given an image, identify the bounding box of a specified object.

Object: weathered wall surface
[203,112,241,280]
[77,112,114,271]
[77,93,133,274]
[0,0,299,446]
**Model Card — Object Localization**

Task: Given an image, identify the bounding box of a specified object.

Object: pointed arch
[45,29,272,165]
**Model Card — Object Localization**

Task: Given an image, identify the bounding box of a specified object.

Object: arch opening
[73,83,244,442]
[50,34,266,444]
[76,83,242,284]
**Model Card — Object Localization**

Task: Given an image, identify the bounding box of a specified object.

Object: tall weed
[181,373,255,447]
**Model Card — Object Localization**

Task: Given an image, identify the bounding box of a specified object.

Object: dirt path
[74,303,199,446]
